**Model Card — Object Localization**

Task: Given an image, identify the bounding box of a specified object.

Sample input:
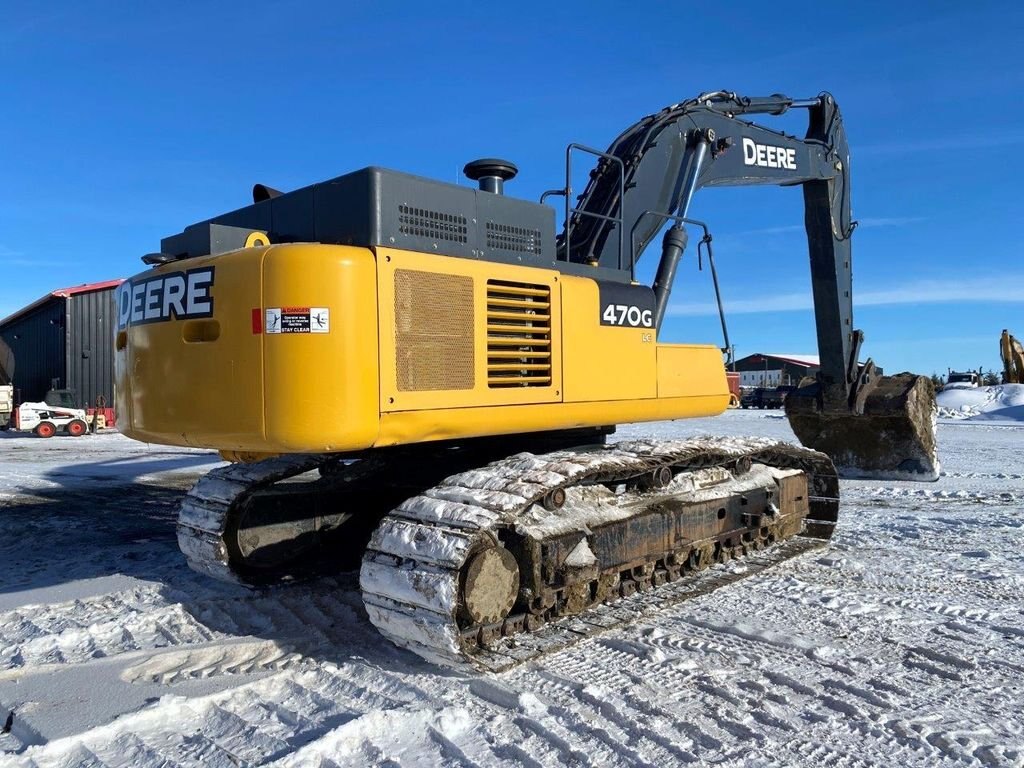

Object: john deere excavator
[115,91,938,669]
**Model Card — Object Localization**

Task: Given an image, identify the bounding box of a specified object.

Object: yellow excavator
[1001,330,1024,384]
[115,92,938,669]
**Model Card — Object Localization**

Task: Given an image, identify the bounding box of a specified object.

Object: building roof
[0,279,125,329]
[51,279,125,298]
[763,353,820,367]
[736,353,821,368]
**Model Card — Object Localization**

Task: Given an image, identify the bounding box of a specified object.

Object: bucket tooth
[785,373,939,481]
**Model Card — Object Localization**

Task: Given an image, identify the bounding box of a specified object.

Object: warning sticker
[264,307,330,334]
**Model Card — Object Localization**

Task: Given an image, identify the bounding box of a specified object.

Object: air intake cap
[464,158,518,195]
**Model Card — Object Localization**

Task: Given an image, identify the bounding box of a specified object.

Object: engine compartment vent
[395,269,475,391]
[486,280,552,388]
[398,205,468,244]
[486,222,543,255]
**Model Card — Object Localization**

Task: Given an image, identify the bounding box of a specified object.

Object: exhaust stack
[464,158,518,195]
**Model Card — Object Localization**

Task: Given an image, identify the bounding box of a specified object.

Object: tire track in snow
[468,677,655,768]
[0,589,216,673]
[6,422,1024,766]
[521,648,726,761]
[568,605,979,767]
[527,669,697,765]
[120,640,303,685]
[11,664,411,767]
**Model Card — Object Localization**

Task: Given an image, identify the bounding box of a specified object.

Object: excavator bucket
[785,373,939,481]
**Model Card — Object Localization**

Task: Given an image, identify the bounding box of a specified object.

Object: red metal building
[0,279,124,413]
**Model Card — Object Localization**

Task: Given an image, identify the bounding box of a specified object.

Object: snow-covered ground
[1,412,1022,767]
[937,383,1024,422]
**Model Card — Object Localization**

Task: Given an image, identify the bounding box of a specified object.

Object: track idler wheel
[460,545,520,626]
[785,373,939,480]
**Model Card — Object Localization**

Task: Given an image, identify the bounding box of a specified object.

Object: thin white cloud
[4,258,71,267]
[867,335,995,350]
[856,216,926,228]
[668,275,1024,317]
[718,224,805,238]
[860,134,1024,155]
[717,216,923,240]
[0,245,71,268]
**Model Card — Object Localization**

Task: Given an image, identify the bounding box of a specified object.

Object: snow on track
[1,416,1023,767]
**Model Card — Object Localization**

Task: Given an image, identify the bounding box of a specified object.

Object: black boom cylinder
[652,224,689,332]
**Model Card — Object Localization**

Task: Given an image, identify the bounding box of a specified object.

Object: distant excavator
[1002,330,1024,384]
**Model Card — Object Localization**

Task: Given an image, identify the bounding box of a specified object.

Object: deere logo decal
[742,137,797,170]
[116,267,215,329]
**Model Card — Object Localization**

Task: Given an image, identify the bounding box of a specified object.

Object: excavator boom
[563,91,939,479]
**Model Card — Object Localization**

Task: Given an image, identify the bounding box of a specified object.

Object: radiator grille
[486,222,543,255]
[398,205,468,244]
[486,280,552,388]
[395,270,474,391]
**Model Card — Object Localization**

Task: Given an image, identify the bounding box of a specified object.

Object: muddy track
[361,436,837,669]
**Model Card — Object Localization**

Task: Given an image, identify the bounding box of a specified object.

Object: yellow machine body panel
[116,244,380,452]
[262,245,380,451]
[115,247,266,447]
[559,275,657,403]
[656,344,733,399]
[115,243,729,453]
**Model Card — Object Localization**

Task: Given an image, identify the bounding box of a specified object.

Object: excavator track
[360,436,838,671]
[177,453,342,584]
[176,431,610,585]
[176,436,837,670]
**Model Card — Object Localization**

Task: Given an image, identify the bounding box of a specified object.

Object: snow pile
[936,383,1024,421]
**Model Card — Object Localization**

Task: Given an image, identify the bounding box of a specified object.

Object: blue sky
[2,1,1021,376]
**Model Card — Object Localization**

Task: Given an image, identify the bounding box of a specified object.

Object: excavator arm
[562,92,939,479]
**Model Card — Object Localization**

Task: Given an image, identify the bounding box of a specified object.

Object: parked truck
[742,385,796,409]
[944,371,982,389]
